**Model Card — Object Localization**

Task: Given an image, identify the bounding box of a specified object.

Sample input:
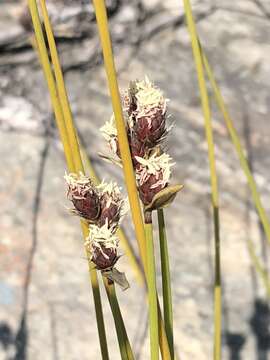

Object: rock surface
[1,0,270,359]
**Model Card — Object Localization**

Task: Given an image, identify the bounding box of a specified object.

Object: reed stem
[198,44,270,299]
[145,211,159,360]
[201,47,270,247]
[182,1,221,359]
[91,0,146,268]
[157,209,174,359]
[104,278,135,360]
[28,0,73,171]
[39,0,83,172]
[28,2,109,358]
[91,1,172,358]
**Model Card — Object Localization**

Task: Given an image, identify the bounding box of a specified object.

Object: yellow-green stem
[91,0,146,268]
[91,1,171,358]
[28,2,109,358]
[157,209,174,359]
[145,212,159,360]
[247,238,270,298]
[182,1,221,359]
[103,278,135,360]
[39,0,83,172]
[201,47,270,247]
[28,0,73,171]
[200,46,270,298]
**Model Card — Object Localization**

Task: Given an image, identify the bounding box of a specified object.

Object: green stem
[28,3,110,358]
[213,207,221,360]
[247,238,270,298]
[182,1,221,359]
[157,209,174,359]
[145,212,159,360]
[103,278,134,360]
[201,46,270,247]
[89,266,110,360]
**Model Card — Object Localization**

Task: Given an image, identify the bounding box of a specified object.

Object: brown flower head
[97,181,128,229]
[100,116,148,166]
[125,77,169,147]
[85,224,119,270]
[64,173,100,221]
[128,132,148,167]
[135,152,175,205]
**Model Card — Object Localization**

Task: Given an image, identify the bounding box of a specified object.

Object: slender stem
[82,226,110,360]
[91,0,146,270]
[201,48,270,296]
[182,1,221,359]
[86,265,110,359]
[157,209,174,359]
[39,0,83,173]
[103,278,134,360]
[247,238,270,298]
[145,212,159,360]
[28,2,109,358]
[28,0,74,171]
[201,47,270,247]
[91,2,171,358]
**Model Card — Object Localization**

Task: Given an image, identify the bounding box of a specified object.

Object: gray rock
[1,1,270,359]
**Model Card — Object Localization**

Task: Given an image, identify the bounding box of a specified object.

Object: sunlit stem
[182,1,221,358]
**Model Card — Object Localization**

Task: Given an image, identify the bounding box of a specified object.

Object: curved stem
[182,1,221,359]
[201,46,270,247]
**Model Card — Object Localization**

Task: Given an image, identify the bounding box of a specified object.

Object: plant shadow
[249,299,270,360]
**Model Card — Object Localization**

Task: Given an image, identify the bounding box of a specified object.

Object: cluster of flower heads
[101,77,175,207]
[65,173,128,271]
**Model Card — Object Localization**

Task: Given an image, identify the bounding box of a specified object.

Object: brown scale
[138,171,167,205]
[98,193,121,228]
[71,190,100,221]
[92,246,118,270]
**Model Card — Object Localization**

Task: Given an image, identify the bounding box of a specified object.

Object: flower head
[124,77,168,146]
[135,152,175,205]
[85,223,119,270]
[97,181,128,229]
[64,172,100,221]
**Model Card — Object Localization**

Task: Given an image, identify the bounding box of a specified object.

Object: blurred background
[1,0,270,359]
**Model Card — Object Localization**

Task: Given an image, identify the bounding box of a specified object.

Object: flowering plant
[101,77,183,211]
[65,172,129,290]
